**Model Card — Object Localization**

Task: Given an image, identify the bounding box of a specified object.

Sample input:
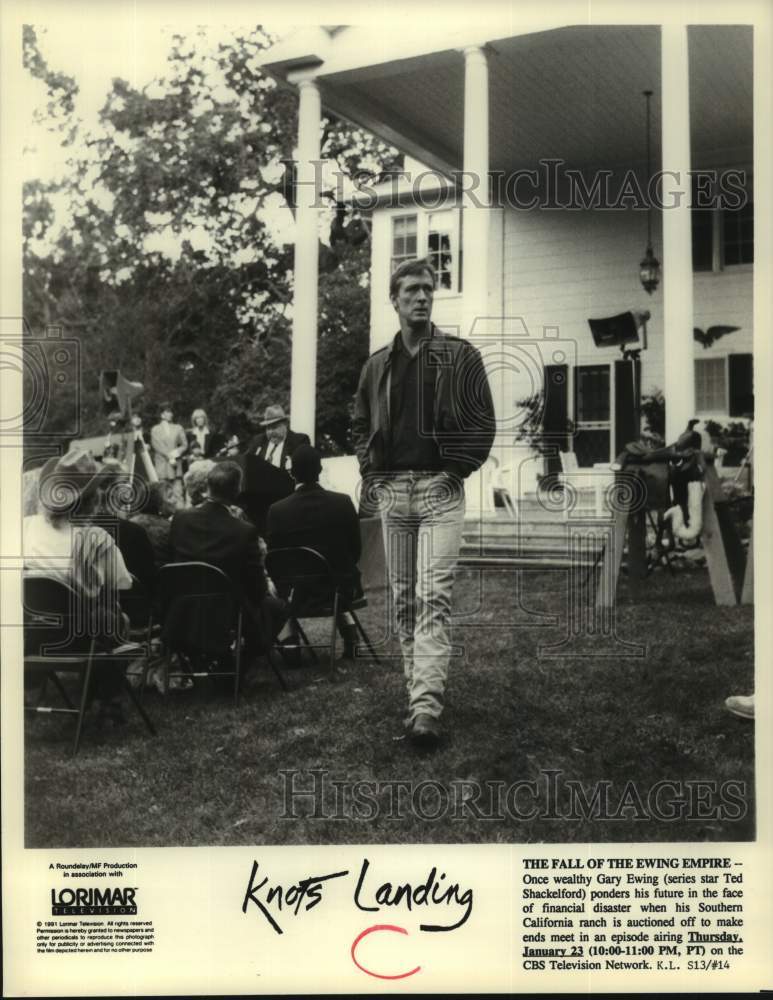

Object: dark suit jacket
[245,428,310,472]
[266,483,362,595]
[170,501,267,606]
[114,517,157,592]
[186,428,221,459]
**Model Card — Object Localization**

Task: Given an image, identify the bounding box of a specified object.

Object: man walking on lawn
[352,258,495,750]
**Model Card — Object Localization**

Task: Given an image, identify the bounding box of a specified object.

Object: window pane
[576,365,610,422]
[391,215,417,261]
[691,209,714,271]
[574,428,610,467]
[428,212,455,290]
[722,202,754,266]
[695,357,727,412]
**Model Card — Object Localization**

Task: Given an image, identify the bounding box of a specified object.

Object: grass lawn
[25,566,755,847]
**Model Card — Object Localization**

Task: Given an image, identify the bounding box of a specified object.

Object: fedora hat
[38,450,109,515]
[260,404,289,428]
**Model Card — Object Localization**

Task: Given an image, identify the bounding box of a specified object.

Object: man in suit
[267,445,361,658]
[246,405,310,472]
[150,403,188,505]
[170,461,284,653]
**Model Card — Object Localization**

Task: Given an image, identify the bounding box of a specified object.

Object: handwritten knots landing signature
[241,857,474,935]
[241,861,348,934]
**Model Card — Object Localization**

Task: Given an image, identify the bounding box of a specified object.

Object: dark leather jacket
[352,328,495,478]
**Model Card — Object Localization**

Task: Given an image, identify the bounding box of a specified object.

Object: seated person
[23,451,133,722]
[267,445,362,657]
[95,467,157,597]
[170,462,285,654]
[130,480,173,570]
[216,434,242,458]
[186,440,205,469]
[183,459,215,507]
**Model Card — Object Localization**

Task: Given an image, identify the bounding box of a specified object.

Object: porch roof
[260,24,752,176]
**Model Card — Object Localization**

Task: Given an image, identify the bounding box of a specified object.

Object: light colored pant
[380,472,466,722]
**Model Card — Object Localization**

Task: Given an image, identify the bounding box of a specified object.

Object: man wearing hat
[246,404,310,472]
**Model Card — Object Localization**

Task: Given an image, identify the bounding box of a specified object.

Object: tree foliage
[24,26,401,450]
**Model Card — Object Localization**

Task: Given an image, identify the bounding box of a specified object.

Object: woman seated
[95,466,157,595]
[183,459,216,507]
[23,451,133,722]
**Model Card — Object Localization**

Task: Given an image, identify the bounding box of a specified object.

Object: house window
[695,354,754,416]
[390,209,460,292]
[722,202,754,265]
[576,365,610,422]
[427,211,455,289]
[690,181,754,271]
[691,209,714,272]
[391,214,418,272]
[573,364,611,466]
[695,357,727,413]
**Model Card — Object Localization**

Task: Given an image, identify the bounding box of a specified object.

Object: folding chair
[23,574,156,756]
[156,562,287,703]
[265,547,381,670]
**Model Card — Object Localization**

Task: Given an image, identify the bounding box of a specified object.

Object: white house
[259,20,754,497]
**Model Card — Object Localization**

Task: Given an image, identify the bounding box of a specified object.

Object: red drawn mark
[350,924,422,980]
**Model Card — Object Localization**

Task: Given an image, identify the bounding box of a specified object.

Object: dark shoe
[410,713,441,750]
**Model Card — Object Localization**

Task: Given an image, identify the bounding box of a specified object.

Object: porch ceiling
[306,25,753,174]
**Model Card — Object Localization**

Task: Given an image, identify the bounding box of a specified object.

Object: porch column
[661,25,695,442]
[291,78,321,440]
[462,45,490,339]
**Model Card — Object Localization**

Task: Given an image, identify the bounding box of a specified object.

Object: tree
[23,26,401,451]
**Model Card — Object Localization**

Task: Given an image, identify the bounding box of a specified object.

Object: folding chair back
[156,562,244,703]
[23,573,155,755]
[265,547,380,669]
[24,575,92,658]
[157,562,239,656]
[265,546,337,616]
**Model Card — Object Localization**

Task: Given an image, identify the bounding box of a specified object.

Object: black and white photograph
[2,0,771,993]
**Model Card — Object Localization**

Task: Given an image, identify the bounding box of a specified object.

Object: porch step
[461,539,604,556]
[461,510,607,567]
[459,554,598,570]
[467,497,611,524]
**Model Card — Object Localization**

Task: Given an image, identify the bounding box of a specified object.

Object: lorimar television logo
[51,887,138,915]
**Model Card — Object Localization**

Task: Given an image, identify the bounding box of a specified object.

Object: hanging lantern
[640,244,661,294]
